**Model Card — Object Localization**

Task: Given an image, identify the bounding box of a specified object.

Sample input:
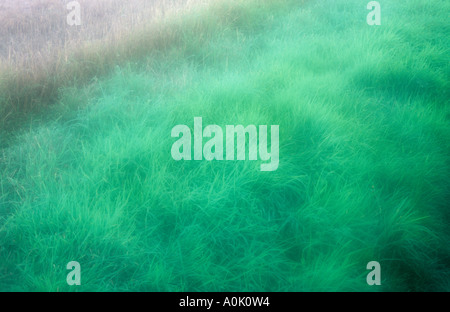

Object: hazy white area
[0,0,204,64]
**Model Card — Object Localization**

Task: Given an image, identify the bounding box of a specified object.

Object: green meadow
[0,0,449,291]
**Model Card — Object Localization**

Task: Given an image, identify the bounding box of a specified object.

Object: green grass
[0,0,449,291]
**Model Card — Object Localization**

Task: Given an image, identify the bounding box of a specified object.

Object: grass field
[0,0,449,291]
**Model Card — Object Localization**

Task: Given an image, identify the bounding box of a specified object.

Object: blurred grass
[0,0,449,291]
[0,0,220,145]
